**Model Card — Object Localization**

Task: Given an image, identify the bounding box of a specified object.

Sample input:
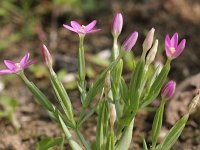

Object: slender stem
[112,36,119,61]
[141,48,147,61]
[77,106,97,128]
[110,131,115,150]
[78,35,86,103]
[76,128,91,150]
[60,134,65,150]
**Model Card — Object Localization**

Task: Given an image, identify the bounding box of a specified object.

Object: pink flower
[63,20,101,36]
[0,53,35,74]
[161,80,176,100]
[122,31,138,52]
[111,13,123,37]
[165,33,186,59]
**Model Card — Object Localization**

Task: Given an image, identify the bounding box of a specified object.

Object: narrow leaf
[50,71,75,124]
[157,114,189,150]
[83,57,120,108]
[140,60,171,108]
[36,137,63,150]
[151,100,165,148]
[142,136,148,150]
[58,115,83,150]
[115,118,134,150]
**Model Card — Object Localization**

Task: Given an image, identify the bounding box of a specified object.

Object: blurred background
[0,0,199,149]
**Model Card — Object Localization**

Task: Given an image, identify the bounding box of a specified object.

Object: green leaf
[115,118,134,150]
[106,132,115,150]
[112,59,123,94]
[36,136,63,150]
[118,60,145,126]
[140,60,171,108]
[151,100,165,148]
[129,60,145,104]
[83,57,120,108]
[142,136,148,150]
[119,78,129,105]
[50,71,75,124]
[96,101,109,150]
[21,74,54,112]
[58,114,83,150]
[157,114,189,150]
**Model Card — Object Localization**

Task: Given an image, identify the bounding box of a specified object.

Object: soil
[0,0,200,149]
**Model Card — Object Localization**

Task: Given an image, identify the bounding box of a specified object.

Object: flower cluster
[0,12,192,150]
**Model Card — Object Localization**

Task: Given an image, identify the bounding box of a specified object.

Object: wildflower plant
[0,12,199,150]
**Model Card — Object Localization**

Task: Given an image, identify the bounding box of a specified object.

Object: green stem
[77,106,97,128]
[78,35,86,103]
[141,48,147,61]
[112,37,119,60]
[76,128,91,150]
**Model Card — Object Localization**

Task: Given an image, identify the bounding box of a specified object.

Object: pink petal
[70,21,81,31]
[24,59,36,68]
[173,39,186,58]
[122,31,138,51]
[85,20,97,32]
[4,60,17,70]
[0,69,15,74]
[20,53,30,68]
[87,29,101,34]
[63,24,78,33]
[171,32,178,47]
[165,45,172,58]
[165,35,171,47]
[112,13,123,36]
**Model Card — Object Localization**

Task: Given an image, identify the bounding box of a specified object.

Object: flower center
[170,47,176,53]
[79,25,86,33]
[15,63,22,71]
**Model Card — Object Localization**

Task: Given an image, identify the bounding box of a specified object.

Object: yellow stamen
[15,63,20,68]
[170,47,175,53]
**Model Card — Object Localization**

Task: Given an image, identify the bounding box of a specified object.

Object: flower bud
[143,28,155,52]
[111,13,123,37]
[188,90,200,114]
[110,103,116,129]
[41,44,53,69]
[146,39,158,66]
[122,32,138,52]
[161,80,176,100]
[155,61,163,76]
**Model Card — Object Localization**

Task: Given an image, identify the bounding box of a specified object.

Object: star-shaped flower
[0,53,35,74]
[63,20,101,36]
[165,33,186,59]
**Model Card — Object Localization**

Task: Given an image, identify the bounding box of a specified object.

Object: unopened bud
[122,32,138,52]
[41,44,53,69]
[161,80,176,100]
[143,28,155,52]
[146,39,158,66]
[112,13,123,37]
[155,61,163,76]
[189,90,200,113]
[110,103,116,129]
